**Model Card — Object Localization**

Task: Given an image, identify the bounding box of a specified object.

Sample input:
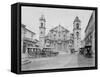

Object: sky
[21,6,93,40]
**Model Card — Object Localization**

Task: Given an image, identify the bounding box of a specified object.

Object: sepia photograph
[21,5,96,71]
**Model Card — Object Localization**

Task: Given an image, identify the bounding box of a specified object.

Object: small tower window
[76,23,79,29]
[76,32,79,38]
[41,31,43,34]
[41,22,43,27]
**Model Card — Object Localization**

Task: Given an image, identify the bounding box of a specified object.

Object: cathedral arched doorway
[57,39,63,52]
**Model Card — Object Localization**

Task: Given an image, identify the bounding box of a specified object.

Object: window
[41,31,43,34]
[41,22,43,27]
[76,23,79,29]
[64,35,65,40]
[54,34,56,40]
[58,31,61,37]
[76,32,79,38]
[23,42,26,53]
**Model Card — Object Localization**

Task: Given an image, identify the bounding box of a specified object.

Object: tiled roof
[21,24,36,35]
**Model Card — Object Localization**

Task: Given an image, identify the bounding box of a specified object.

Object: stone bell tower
[39,15,46,48]
[73,16,81,52]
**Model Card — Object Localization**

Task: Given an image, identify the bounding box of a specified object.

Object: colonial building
[84,11,95,54]
[73,16,81,52]
[21,24,36,58]
[45,24,70,53]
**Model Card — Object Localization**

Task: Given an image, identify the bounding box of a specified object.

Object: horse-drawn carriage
[79,45,93,58]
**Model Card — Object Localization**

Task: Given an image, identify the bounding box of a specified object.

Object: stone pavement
[22,53,95,71]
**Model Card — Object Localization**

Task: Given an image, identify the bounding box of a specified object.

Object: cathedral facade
[45,24,70,53]
[39,15,81,54]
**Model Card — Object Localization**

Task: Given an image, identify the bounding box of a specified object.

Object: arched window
[41,22,43,27]
[76,32,79,38]
[41,31,43,34]
[64,35,65,40]
[76,23,79,29]
[58,31,61,37]
[54,34,56,40]
[23,42,26,53]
